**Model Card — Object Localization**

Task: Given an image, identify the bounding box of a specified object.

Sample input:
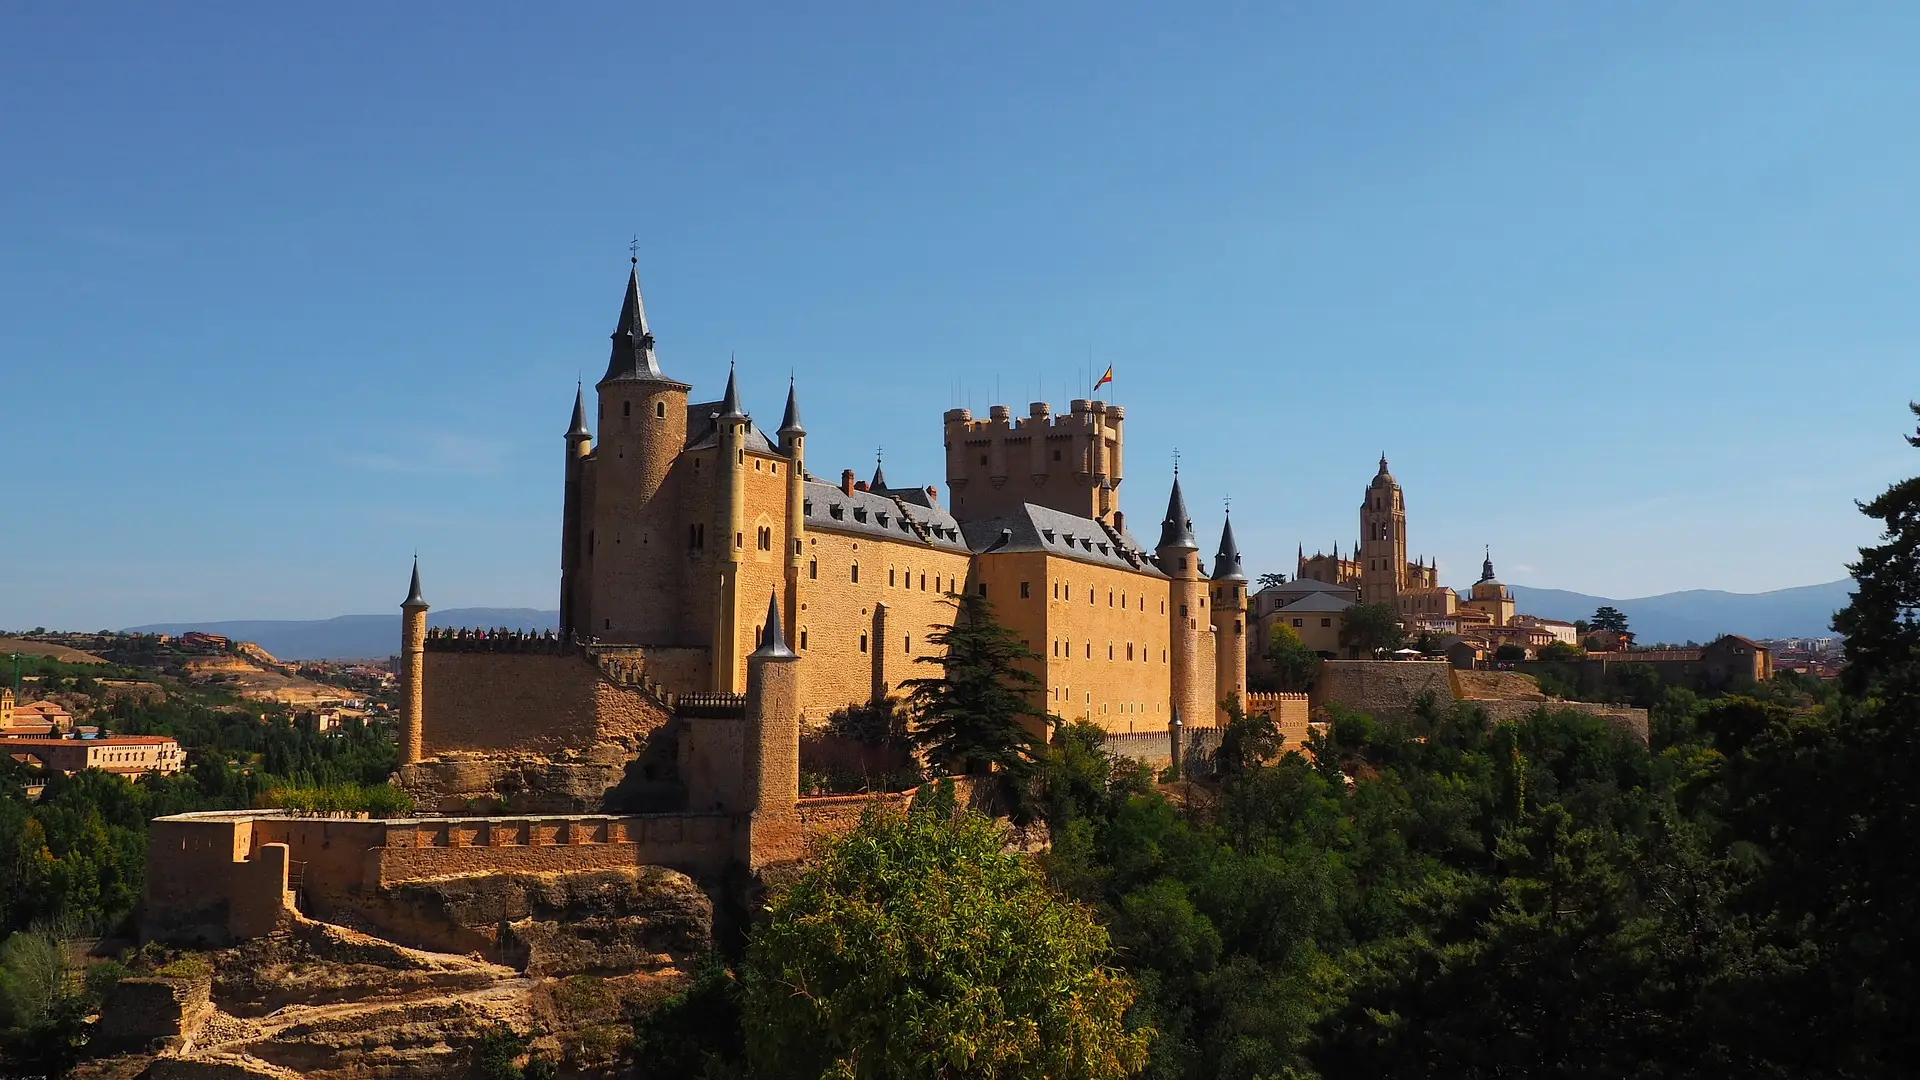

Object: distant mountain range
[124,609,557,662]
[121,580,1854,660]
[1506,579,1853,645]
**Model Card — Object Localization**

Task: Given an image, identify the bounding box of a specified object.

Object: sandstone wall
[1472,699,1651,745]
[1246,691,1312,749]
[1312,660,1455,721]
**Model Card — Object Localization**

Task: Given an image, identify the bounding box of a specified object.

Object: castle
[396,256,1249,777]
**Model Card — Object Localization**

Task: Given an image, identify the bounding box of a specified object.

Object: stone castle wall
[422,651,669,758]
[1311,660,1456,721]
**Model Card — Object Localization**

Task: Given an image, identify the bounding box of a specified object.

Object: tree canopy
[1588,605,1631,634]
[903,593,1047,778]
[1338,602,1405,656]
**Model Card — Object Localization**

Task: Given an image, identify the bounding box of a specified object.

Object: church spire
[1157,474,1198,552]
[566,383,590,439]
[870,449,888,494]
[599,256,679,387]
[1481,545,1497,583]
[1211,511,1246,582]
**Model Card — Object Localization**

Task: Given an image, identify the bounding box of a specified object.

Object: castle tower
[560,384,592,641]
[399,557,429,766]
[590,257,692,643]
[1210,510,1248,723]
[942,399,1125,523]
[743,593,802,866]
[1157,473,1210,732]
[778,379,807,647]
[712,363,750,691]
[1359,454,1408,606]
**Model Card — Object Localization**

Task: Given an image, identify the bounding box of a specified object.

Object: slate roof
[1275,592,1356,614]
[961,504,1166,577]
[803,480,971,554]
[683,400,779,454]
[1255,578,1357,602]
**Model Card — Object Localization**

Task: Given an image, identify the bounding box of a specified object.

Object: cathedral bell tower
[1359,454,1407,606]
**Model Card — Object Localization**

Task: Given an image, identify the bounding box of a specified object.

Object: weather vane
[629,235,640,263]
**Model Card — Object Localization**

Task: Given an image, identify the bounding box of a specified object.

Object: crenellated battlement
[943,399,1126,522]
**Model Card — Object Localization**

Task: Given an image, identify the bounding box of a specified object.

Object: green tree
[1263,623,1322,692]
[1255,572,1287,590]
[1494,643,1527,663]
[1589,606,1630,635]
[903,594,1046,778]
[740,806,1151,1080]
[1539,640,1584,662]
[1339,603,1405,657]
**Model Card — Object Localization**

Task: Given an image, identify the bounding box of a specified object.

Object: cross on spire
[629,235,640,263]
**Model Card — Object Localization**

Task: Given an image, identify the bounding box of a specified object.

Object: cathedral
[550,258,1248,732]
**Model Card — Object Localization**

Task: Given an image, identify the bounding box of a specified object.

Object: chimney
[840,469,855,495]
[1113,510,1125,534]
[925,485,939,508]
[854,481,870,492]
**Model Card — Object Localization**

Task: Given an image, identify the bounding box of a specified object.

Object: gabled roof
[1276,592,1356,614]
[1255,577,1356,600]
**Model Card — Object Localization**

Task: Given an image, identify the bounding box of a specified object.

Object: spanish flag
[1092,365,1113,392]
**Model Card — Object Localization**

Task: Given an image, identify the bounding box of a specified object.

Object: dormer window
[877,512,890,526]
[1042,528,1055,543]
[830,504,845,520]
[1097,543,1109,555]
[803,500,814,515]
[854,507,868,522]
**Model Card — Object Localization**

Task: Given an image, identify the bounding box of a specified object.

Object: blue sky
[3,3,1916,630]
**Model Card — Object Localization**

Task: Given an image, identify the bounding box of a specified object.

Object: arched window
[655,400,665,419]
[809,558,818,580]
[851,563,859,583]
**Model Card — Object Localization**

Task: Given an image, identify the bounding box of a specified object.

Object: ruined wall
[1311,660,1456,721]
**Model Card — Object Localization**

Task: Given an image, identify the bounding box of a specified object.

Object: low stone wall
[1312,660,1456,722]
[1473,699,1651,745]
[92,974,212,1055]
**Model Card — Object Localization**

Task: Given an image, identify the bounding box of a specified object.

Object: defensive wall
[1096,692,1311,771]
[1311,659,1649,743]
[143,776,991,954]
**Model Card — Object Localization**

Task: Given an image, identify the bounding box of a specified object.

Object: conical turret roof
[778,378,805,440]
[402,556,428,610]
[870,452,888,494]
[599,260,686,388]
[1157,475,1198,551]
[753,592,795,658]
[717,361,746,421]
[566,384,590,439]
[1212,512,1246,581]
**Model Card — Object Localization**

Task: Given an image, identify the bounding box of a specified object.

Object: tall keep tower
[1210,510,1248,723]
[589,258,692,643]
[943,399,1124,523]
[1359,454,1408,605]
[777,380,807,647]
[1157,473,1210,730]
[399,558,428,766]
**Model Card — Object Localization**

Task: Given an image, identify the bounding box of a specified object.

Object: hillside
[0,636,107,664]
[125,608,558,661]
[1506,578,1853,643]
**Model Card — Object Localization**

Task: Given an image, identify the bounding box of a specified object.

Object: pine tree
[903,593,1047,777]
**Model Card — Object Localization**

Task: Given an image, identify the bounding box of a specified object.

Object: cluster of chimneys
[838,468,940,505]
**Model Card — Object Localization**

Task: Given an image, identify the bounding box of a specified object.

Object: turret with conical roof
[869,451,888,496]
[744,592,801,842]
[711,359,751,691]
[399,556,429,765]
[1209,510,1248,721]
[1157,469,1209,736]
[561,385,593,639]
[778,378,807,645]
[777,378,805,451]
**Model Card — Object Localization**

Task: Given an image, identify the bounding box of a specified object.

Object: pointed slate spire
[1481,545,1497,583]
[718,359,745,421]
[777,377,805,442]
[1212,511,1247,582]
[1157,474,1198,551]
[566,383,590,439]
[752,592,795,658]
[402,556,428,610]
[870,449,888,494]
[599,257,683,387]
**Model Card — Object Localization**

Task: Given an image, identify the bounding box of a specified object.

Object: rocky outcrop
[395,751,632,814]
[379,866,711,976]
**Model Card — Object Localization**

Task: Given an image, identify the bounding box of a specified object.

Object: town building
[8,734,184,777]
[1,690,74,738]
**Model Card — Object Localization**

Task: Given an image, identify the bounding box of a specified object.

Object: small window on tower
[809,558,818,580]
[799,629,809,649]
[1020,581,1031,599]
[1053,449,1061,461]
[624,401,631,417]
[851,563,860,583]
[655,401,665,419]
[859,633,868,653]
